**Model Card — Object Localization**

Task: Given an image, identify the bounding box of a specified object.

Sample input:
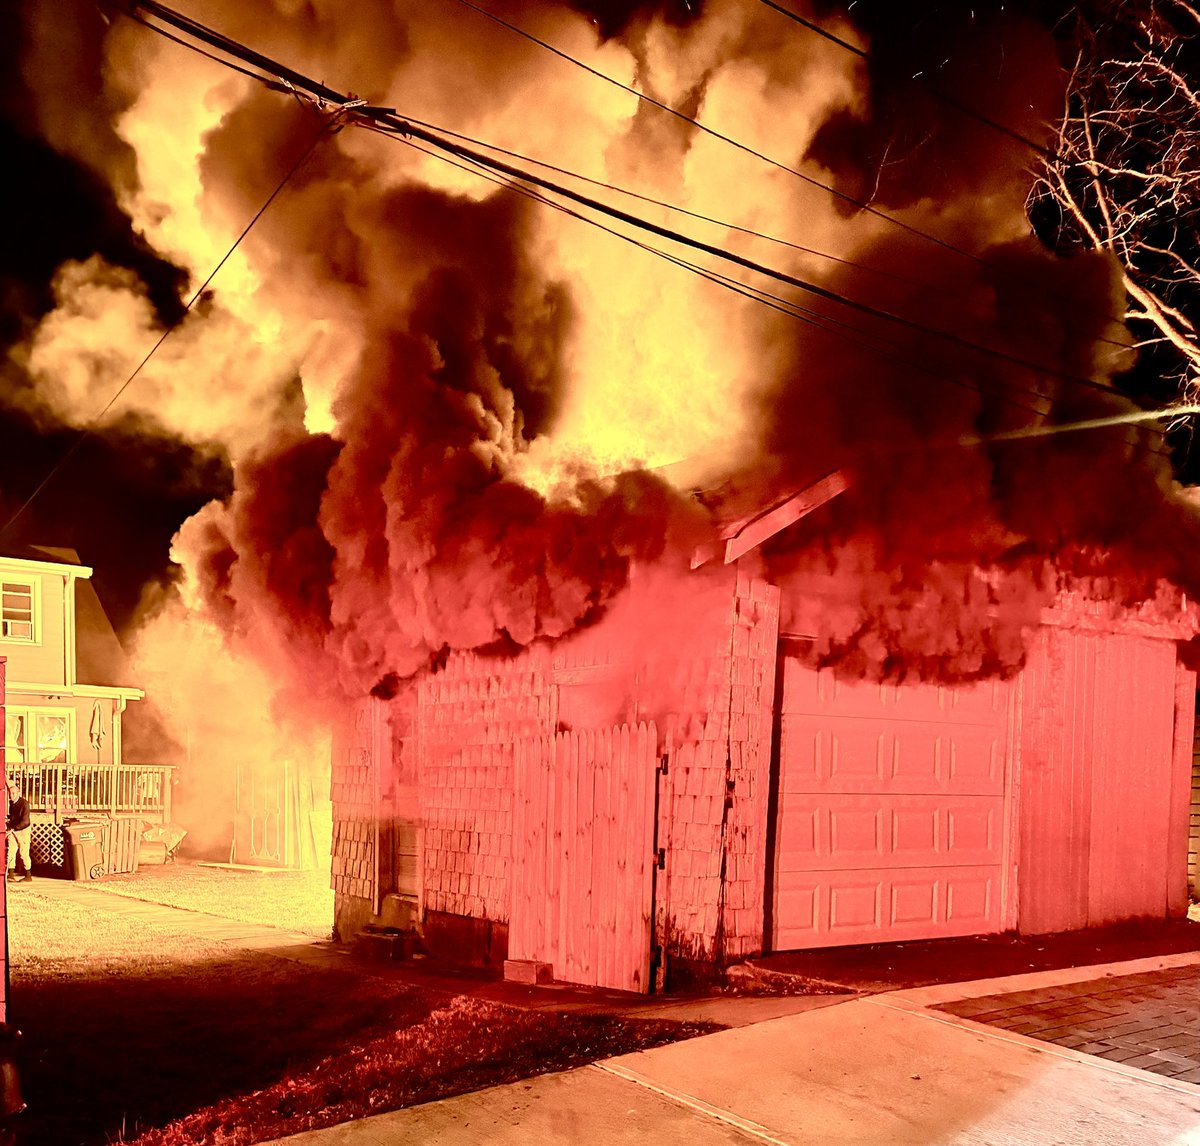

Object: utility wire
[361,112,1134,403]
[443,0,1134,347]
[122,1,1139,400]
[395,112,1017,314]
[755,0,1053,158]
[444,0,990,264]
[117,3,1168,438]
[0,119,332,541]
[383,126,1175,462]
[756,0,866,55]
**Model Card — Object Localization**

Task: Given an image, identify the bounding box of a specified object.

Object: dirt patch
[6,888,716,1146]
[121,999,715,1146]
[748,919,1200,993]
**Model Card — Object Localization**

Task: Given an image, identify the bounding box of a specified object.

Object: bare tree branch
[1028,0,1200,400]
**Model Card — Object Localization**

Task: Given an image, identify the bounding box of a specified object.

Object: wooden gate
[510,722,658,993]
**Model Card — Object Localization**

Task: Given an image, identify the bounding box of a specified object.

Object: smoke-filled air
[10,0,1200,726]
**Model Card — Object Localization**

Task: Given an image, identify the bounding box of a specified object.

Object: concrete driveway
[271,956,1200,1146]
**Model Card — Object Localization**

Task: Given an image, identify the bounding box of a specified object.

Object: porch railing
[8,763,174,824]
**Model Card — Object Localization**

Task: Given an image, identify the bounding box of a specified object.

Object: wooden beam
[722,470,849,564]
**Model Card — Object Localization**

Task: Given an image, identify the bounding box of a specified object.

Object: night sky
[0,0,232,630]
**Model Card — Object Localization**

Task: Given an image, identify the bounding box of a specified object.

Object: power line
[394,112,1013,315]
[398,110,1134,358]
[757,0,866,56]
[379,126,1175,462]
[0,118,332,541]
[119,0,1171,468]
[443,0,992,264]
[442,0,1133,348]
[358,113,1136,404]
[116,3,1167,438]
[755,0,1053,158]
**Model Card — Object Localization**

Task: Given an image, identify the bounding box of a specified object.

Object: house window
[1,580,35,642]
[3,708,74,764]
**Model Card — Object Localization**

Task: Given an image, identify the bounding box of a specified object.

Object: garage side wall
[1018,625,1185,933]
[418,648,554,944]
[330,698,385,938]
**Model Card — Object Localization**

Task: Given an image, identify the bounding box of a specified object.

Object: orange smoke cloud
[10,0,1200,699]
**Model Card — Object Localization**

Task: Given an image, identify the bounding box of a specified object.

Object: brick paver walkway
[939,965,1200,1083]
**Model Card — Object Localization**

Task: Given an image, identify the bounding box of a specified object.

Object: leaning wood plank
[511,739,528,960]
[637,722,657,992]
[598,726,618,991]
[577,729,596,987]
[606,726,624,991]
[547,728,563,973]
[652,732,677,994]
[623,722,642,992]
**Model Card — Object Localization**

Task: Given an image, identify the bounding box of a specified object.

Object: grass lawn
[84,860,334,938]
[6,879,715,1145]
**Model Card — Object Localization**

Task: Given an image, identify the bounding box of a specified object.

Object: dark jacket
[6,796,29,833]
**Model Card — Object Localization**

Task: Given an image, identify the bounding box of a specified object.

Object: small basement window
[1,579,35,642]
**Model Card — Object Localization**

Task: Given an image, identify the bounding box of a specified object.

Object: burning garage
[7,0,1200,999]
[326,470,1200,991]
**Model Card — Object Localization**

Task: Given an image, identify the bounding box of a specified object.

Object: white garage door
[770,657,1013,950]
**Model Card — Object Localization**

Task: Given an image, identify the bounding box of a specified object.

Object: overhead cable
[379,128,1174,462]
[0,117,332,540]
[755,0,1053,157]
[442,0,1129,348]
[115,3,1166,435]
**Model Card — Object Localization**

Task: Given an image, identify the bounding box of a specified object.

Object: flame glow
[9,0,1200,824]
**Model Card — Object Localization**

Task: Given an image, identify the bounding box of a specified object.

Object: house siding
[657,570,779,963]
[400,567,780,972]
[4,693,121,766]
[330,699,381,907]
[1,570,67,688]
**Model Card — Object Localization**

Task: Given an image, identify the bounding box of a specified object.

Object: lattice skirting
[31,823,67,870]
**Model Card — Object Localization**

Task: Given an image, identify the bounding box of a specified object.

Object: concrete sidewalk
[267,955,1200,1146]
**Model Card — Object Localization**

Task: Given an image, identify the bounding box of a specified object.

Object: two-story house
[0,545,176,880]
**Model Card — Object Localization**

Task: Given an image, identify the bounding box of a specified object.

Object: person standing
[6,782,31,883]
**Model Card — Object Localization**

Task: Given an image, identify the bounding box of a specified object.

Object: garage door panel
[772,866,1004,950]
[946,871,995,928]
[948,727,1005,790]
[771,657,1011,952]
[781,661,1008,724]
[779,717,1005,796]
[775,795,1003,871]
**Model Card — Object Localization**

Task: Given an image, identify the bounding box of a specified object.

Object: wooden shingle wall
[1190,723,1200,900]
[654,570,780,963]
[330,698,382,903]
[719,572,781,958]
[418,647,554,922]
[401,566,782,973]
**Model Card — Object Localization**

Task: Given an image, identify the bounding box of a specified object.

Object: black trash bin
[62,821,107,881]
